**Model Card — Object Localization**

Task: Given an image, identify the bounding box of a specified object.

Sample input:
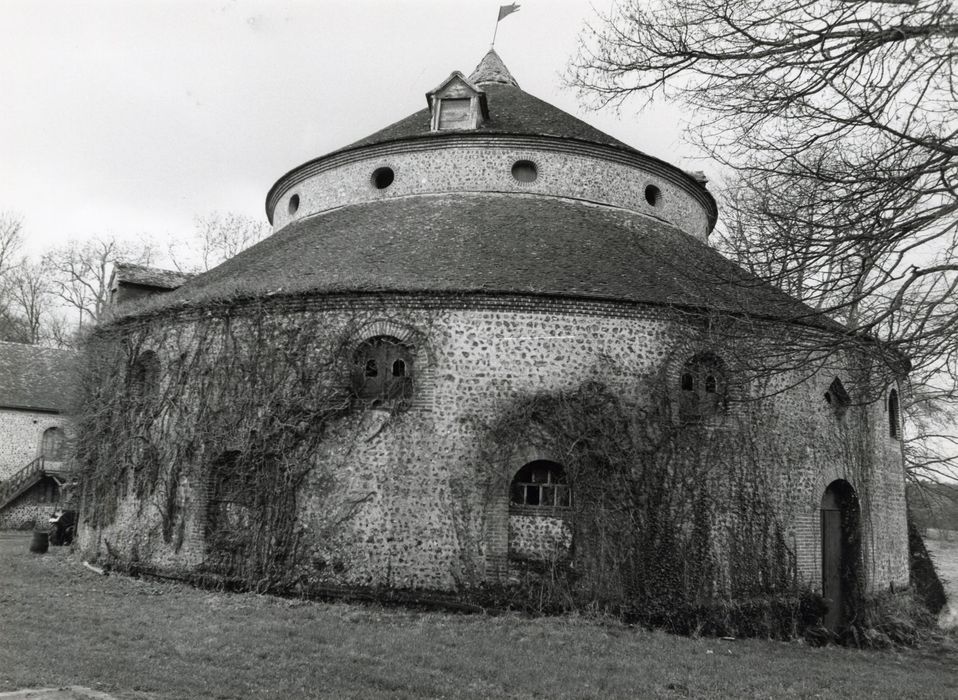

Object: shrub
[907,514,947,614]
[846,589,940,648]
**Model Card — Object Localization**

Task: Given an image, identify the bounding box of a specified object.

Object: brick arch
[348,319,435,411]
[505,446,564,483]
[808,466,858,512]
[348,319,431,365]
[486,448,568,500]
[661,343,738,421]
[663,341,729,383]
[351,319,418,345]
[482,445,568,582]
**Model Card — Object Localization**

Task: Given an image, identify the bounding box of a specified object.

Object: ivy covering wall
[73,296,909,638]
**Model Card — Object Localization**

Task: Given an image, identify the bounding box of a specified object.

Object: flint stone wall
[0,410,67,480]
[76,294,908,594]
[270,141,711,241]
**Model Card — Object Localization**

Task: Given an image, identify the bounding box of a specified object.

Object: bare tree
[46,313,75,350]
[168,212,270,272]
[572,0,958,478]
[0,212,24,276]
[7,258,50,345]
[44,237,153,332]
[0,212,32,343]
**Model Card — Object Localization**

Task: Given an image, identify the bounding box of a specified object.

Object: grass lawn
[1,534,956,699]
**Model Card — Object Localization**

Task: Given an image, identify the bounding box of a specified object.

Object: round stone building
[78,51,909,629]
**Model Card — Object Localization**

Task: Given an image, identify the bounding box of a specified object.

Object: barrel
[29,530,49,554]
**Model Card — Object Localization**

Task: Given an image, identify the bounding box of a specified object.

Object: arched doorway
[820,479,861,631]
[41,427,66,461]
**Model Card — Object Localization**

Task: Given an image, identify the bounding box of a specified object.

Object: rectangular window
[438,98,472,129]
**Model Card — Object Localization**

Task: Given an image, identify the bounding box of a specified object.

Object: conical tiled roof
[339,82,635,153]
[469,49,519,87]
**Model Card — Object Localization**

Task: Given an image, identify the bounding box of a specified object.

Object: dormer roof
[425,71,489,130]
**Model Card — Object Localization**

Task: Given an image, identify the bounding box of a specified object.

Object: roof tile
[340,83,636,154]
[139,194,832,328]
[0,342,76,413]
[112,263,193,291]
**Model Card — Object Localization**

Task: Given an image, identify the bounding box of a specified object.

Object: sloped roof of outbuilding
[138,194,834,329]
[111,262,194,291]
[0,342,76,413]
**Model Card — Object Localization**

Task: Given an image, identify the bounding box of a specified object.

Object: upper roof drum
[266,50,717,240]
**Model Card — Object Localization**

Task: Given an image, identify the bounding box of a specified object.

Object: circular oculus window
[287,193,300,215]
[372,167,395,189]
[511,160,538,183]
[645,184,662,206]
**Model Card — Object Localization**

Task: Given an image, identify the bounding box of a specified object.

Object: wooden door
[821,505,843,630]
[820,480,860,632]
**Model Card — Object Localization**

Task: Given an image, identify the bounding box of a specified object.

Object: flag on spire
[497,3,520,22]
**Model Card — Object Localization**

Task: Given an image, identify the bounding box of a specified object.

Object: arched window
[679,352,727,420]
[824,377,851,418]
[130,350,160,398]
[888,389,901,440]
[351,336,413,402]
[511,460,571,509]
[42,427,66,461]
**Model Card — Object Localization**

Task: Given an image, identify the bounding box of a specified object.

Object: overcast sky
[2,1,701,258]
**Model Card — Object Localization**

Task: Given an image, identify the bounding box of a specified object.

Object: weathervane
[491,3,520,47]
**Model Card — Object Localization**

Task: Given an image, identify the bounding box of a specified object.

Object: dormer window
[427,71,488,133]
[438,98,472,130]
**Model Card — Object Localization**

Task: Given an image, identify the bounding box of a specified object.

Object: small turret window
[645,185,662,206]
[372,168,395,190]
[511,160,538,183]
[372,167,394,190]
